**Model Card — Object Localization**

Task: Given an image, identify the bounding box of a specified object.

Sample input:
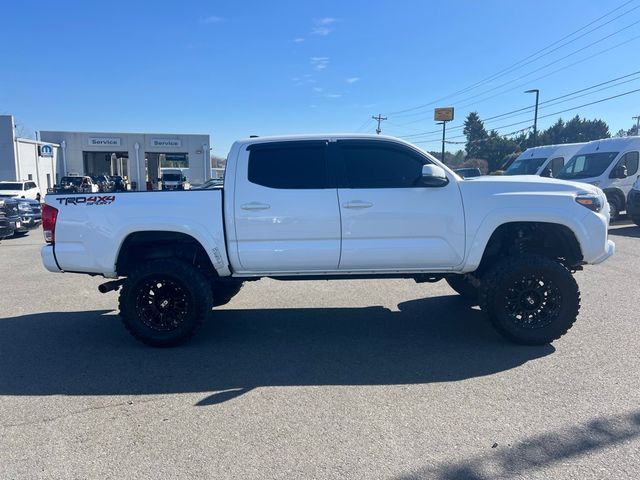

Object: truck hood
[459,174,600,196]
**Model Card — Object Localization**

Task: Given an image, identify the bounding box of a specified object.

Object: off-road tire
[211,281,244,307]
[479,255,580,345]
[446,275,479,303]
[119,259,212,347]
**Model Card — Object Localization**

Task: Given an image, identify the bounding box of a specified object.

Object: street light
[525,89,540,146]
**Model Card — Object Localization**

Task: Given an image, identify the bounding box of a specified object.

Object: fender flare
[461,207,587,272]
[112,220,231,277]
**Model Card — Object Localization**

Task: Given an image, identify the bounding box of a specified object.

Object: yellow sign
[434,107,454,122]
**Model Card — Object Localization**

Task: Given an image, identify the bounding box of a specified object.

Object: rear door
[334,140,465,270]
[233,140,341,272]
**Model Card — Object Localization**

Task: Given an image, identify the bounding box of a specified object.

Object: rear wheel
[479,255,580,345]
[446,274,479,303]
[119,259,212,347]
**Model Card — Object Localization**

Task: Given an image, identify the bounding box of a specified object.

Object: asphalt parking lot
[1,223,639,480]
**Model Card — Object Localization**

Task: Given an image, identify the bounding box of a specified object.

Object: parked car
[11,197,42,235]
[504,143,586,177]
[192,178,224,189]
[627,177,640,226]
[42,134,614,347]
[0,197,20,239]
[55,176,99,194]
[556,137,640,220]
[110,175,127,192]
[0,180,41,201]
[454,167,482,178]
[91,175,114,192]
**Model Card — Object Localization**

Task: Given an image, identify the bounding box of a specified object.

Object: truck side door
[233,141,341,272]
[334,140,465,270]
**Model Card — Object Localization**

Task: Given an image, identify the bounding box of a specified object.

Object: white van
[504,143,586,177]
[556,137,640,219]
[160,168,190,191]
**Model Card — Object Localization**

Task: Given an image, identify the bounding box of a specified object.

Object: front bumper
[16,213,42,232]
[591,239,616,264]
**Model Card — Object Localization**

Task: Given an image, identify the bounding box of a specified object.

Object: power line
[385,0,639,117]
[397,70,640,139]
[410,87,640,145]
[395,26,640,128]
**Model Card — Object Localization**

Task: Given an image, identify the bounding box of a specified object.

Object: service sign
[434,107,454,122]
[39,144,54,157]
[151,138,182,148]
[88,137,121,147]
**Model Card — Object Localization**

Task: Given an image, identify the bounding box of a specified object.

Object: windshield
[505,157,547,175]
[0,183,22,190]
[60,177,83,186]
[162,174,182,181]
[557,152,619,180]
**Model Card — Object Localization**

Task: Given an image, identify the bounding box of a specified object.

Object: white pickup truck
[41,134,615,347]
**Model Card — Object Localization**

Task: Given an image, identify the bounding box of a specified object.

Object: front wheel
[608,197,620,222]
[119,259,212,347]
[479,255,580,345]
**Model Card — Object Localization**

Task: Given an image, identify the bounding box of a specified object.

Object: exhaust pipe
[98,279,125,294]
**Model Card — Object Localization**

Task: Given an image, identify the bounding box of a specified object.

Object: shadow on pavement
[609,225,640,238]
[0,296,553,405]
[396,409,640,480]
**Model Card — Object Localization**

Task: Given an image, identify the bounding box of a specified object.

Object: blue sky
[1,0,640,156]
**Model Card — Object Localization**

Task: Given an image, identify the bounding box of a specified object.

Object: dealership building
[0,114,212,190]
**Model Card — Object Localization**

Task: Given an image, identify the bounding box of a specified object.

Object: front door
[334,140,465,270]
[233,140,341,272]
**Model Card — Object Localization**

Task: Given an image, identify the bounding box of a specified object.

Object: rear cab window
[247,141,329,189]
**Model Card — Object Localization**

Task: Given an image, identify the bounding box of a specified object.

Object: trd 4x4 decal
[56,196,116,206]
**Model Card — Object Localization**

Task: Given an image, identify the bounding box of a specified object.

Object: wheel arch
[116,230,223,277]
[464,217,585,273]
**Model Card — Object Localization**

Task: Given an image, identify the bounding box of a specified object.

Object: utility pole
[525,89,540,146]
[372,114,387,135]
[436,122,446,163]
[633,115,640,136]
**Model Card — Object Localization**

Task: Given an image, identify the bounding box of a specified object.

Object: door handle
[241,202,271,211]
[342,201,373,209]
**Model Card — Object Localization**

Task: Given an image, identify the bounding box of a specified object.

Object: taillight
[42,204,58,243]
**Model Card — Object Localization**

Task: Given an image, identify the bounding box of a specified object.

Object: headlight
[575,193,603,212]
[18,203,32,212]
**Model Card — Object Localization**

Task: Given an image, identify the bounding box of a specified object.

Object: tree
[463,112,487,159]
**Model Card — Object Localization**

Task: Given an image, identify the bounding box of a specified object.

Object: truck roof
[233,133,408,147]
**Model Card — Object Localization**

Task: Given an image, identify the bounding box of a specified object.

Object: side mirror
[541,167,553,178]
[613,165,628,179]
[421,164,449,187]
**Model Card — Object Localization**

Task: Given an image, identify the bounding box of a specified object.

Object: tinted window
[248,144,327,189]
[557,152,619,180]
[505,157,547,175]
[340,143,426,188]
[617,151,639,176]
